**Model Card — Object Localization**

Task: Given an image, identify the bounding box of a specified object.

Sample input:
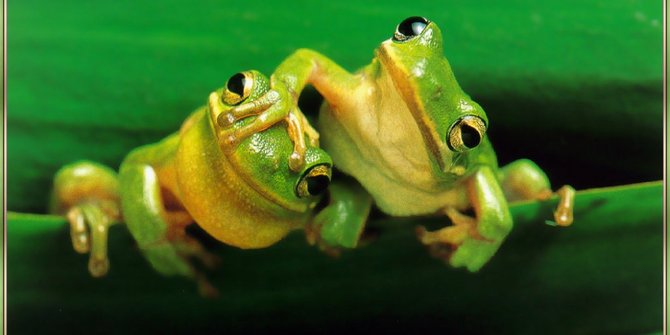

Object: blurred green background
[8,0,663,212]
[7,0,663,334]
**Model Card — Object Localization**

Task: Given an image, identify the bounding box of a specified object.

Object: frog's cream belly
[318,91,468,216]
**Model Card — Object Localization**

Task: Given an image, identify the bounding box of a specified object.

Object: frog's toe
[416,224,502,272]
[218,130,240,149]
[553,185,575,227]
[199,252,221,269]
[415,223,470,247]
[67,207,90,254]
[217,112,237,127]
[188,244,221,270]
[88,255,110,277]
[196,274,220,299]
[65,203,117,277]
[142,237,222,296]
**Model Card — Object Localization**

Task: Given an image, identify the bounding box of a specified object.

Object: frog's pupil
[398,16,428,37]
[227,73,246,96]
[306,175,330,196]
[461,124,481,148]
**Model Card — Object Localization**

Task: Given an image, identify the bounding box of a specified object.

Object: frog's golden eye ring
[296,164,332,198]
[222,72,253,106]
[447,116,487,152]
[393,16,430,42]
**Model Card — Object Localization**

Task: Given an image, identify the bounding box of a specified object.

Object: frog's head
[210,71,332,214]
[376,17,489,174]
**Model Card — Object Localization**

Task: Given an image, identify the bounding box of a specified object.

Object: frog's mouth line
[376,46,449,173]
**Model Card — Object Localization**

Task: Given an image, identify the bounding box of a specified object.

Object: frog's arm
[499,159,574,226]
[210,89,283,147]
[274,49,359,105]
[307,179,373,250]
[417,166,513,272]
[209,84,313,172]
[119,161,218,297]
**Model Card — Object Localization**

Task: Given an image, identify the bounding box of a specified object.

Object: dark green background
[7,0,663,334]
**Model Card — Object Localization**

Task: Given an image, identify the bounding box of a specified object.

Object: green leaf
[7,0,662,333]
[7,182,662,334]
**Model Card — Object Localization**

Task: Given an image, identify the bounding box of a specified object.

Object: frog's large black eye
[447,116,487,152]
[296,164,331,198]
[393,16,430,42]
[222,72,252,106]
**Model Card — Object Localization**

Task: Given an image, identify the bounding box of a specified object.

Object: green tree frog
[50,71,371,295]
[239,17,576,271]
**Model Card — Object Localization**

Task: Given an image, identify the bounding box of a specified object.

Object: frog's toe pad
[217,112,236,127]
[288,151,305,172]
[88,256,110,278]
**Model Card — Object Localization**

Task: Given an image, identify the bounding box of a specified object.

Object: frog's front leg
[274,49,357,102]
[306,178,373,255]
[209,88,284,147]
[210,71,316,172]
[417,166,513,272]
[119,162,219,297]
[499,159,575,226]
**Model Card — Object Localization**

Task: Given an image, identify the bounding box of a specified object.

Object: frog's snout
[446,116,487,152]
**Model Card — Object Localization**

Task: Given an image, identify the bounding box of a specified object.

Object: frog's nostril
[460,124,481,149]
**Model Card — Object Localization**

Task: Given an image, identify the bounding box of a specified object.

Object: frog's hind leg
[51,161,121,277]
[499,159,575,226]
[416,208,477,260]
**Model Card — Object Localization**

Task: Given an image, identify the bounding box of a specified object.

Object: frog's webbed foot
[144,217,221,297]
[305,222,343,258]
[416,208,481,263]
[418,166,513,271]
[209,89,283,148]
[173,233,221,270]
[66,201,119,277]
[174,235,221,298]
[209,74,321,172]
[139,235,221,298]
